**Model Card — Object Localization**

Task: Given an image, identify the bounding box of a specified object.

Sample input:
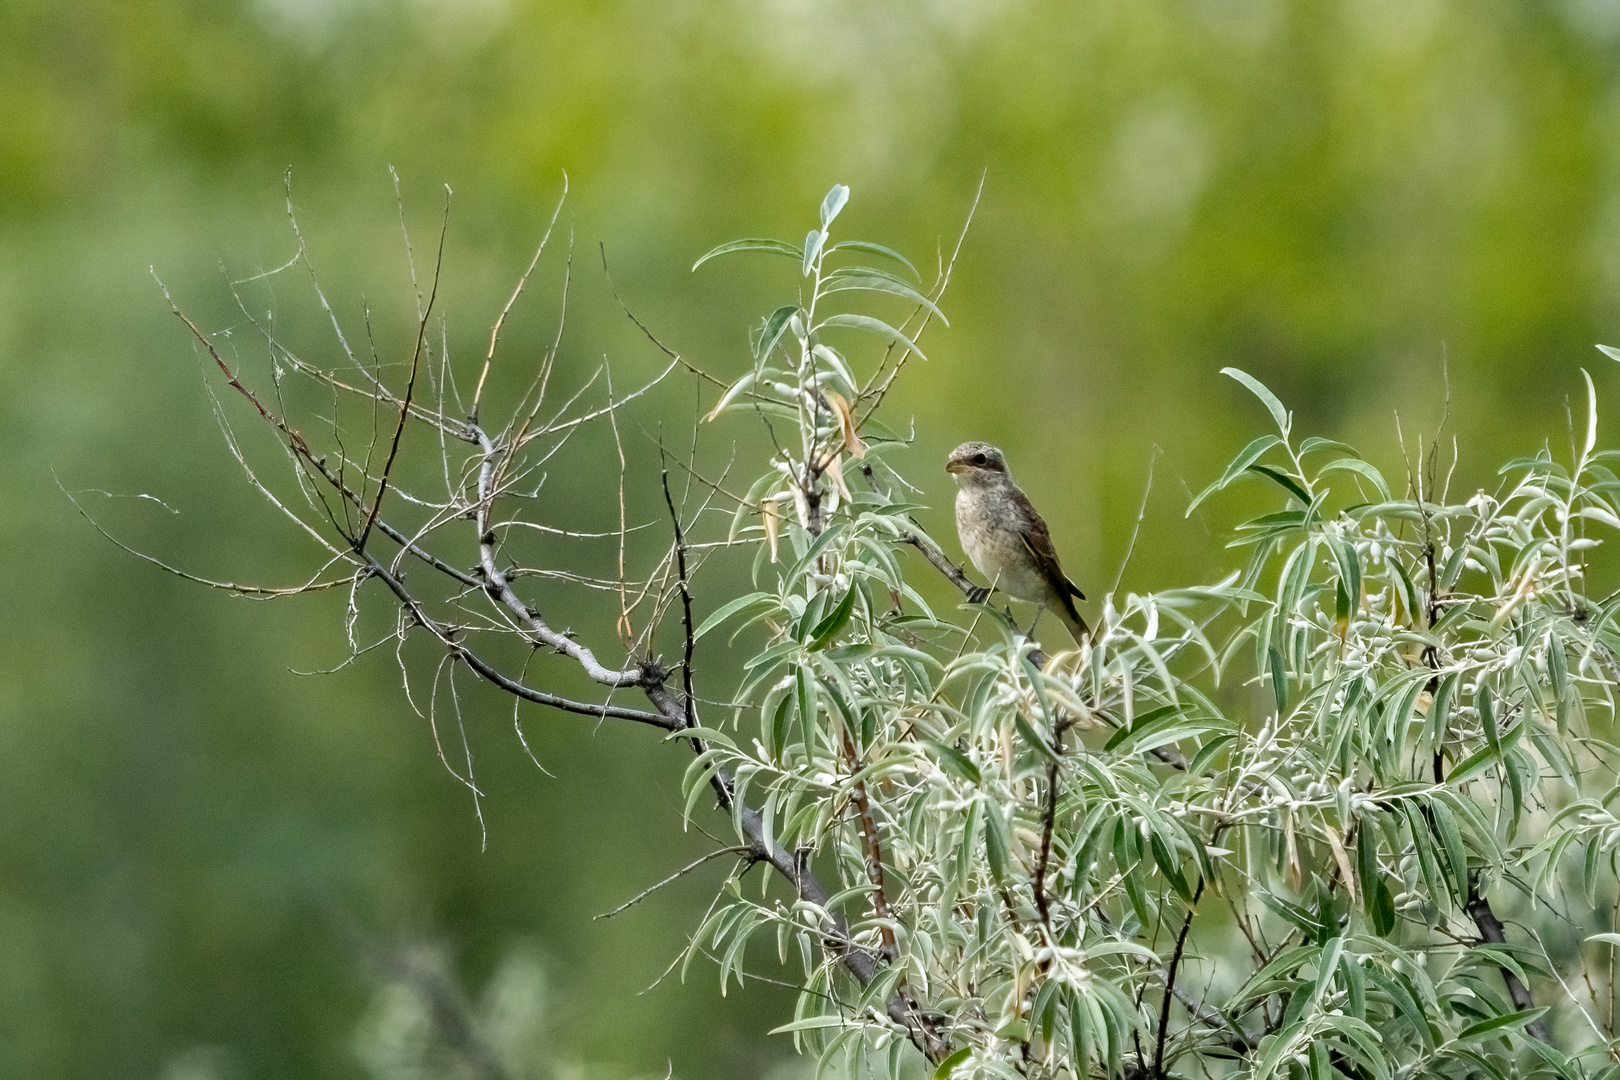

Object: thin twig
[1111,445,1161,598]
[1155,878,1206,1080]
[660,448,697,730]
[595,847,747,920]
[474,173,567,419]
[358,185,451,552]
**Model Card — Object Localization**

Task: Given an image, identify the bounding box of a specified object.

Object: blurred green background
[7,0,1620,1076]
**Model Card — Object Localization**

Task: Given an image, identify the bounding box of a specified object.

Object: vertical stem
[1033,750,1062,939]
[840,729,897,962]
[659,460,696,731]
[1155,878,1206,1080]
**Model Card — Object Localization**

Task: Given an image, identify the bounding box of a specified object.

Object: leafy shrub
[131,182,1620,1080]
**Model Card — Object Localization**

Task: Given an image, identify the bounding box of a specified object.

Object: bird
[946,441,1090,643]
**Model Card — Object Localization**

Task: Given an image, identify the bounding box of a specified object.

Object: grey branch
[161,266,954,1064]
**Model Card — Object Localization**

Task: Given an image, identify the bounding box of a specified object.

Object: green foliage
[691,188,1620,1080]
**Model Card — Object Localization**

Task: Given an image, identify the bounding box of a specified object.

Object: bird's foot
[965,585,990,605]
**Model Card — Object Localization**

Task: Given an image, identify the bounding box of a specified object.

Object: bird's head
[945,442,1010,487]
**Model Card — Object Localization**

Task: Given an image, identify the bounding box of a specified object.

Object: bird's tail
[1056,591,1091,644]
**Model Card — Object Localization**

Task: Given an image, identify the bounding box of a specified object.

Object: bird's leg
[1024,604,1046,639]
[966,584,991,606]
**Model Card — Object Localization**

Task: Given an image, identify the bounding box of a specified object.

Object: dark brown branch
[660,456,697,729]
[839,728,898,963]
[1154,878,1206,1080]
[1033,753,1061,937]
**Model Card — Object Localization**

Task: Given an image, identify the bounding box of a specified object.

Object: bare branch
[595,847,748,920]
[659,452,697,730]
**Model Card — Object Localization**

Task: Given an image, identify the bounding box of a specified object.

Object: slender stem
[359,188,449,553]
[1155,878,1206,1080]
[841,729,897,962]
[1033,734,1065,939]
[660,458,697,730]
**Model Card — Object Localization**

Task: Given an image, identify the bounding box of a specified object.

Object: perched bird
[946,441,1090,643]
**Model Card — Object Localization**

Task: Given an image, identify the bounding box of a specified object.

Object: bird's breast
[956,487,1048,602]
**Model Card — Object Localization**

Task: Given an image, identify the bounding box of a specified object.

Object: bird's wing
[1010,486,1086,602]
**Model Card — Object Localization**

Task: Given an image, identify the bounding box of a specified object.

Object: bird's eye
[972,453,987,466]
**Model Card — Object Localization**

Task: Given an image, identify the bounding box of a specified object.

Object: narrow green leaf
[1445,743,1497,785]
[693,238,803,271]
[819,274,948,325]
[1188,733,1236,776]
[768,691,793,760]
[696,591,776,640]
[1301,436,1362,457]
[984,802,1011,882]
[826,240,920,279]
[1117,714,1230,757]
[1356,818,1379,908]
[802,229,825,275]
[923,741,981,785]
[1249,463,1312,506]
[1496,751,1522,829]
[814,313,928,361]
[1584,367,1599,463]
[807,588,857,650]
[1342,950,1365,1018]
[770,1014,847,1035]
[1456,1008,1546,1043]
[1319,458,1391,500]
[1186,435,1282,516]
[820,184,850,229]
[1367,966,1431,1047]
[1103,703,1180,752]
[1312,936,1345,1008]
[1402,801,1448,912]
[1251,1019,1305,1080]
[1269,646,1288,714]
[755,304,800,361]
[1222,366,1291,434]
[785,520,849,582]
[933,1047,972,1080]
[1308,1037,1330,1080]
[1150,829,1193,902]
[1369,876,1395,934]
[1428,798,1469,904]
[1479,689,1501,757]
[1016,713,1062,765]
[796,665,818,763]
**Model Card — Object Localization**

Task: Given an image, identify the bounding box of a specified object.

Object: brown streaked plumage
[946,441,1090,643]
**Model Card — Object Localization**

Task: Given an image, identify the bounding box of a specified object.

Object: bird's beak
[945,461,966,474]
